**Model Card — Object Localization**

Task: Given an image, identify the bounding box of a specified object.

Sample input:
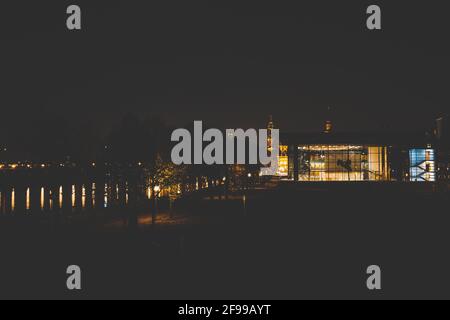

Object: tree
[147,153,185,197]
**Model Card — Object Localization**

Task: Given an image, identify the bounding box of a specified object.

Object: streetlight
[246,172,252,190]
[152,185,161,225]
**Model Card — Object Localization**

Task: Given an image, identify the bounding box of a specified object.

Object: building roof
[280,131,434,147]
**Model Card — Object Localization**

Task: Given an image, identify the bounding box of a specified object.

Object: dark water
[0,167,213,215]
[0,167,161,215]
[0,181,143,214]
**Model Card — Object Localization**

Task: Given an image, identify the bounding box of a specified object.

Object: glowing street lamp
[152,185,161,225]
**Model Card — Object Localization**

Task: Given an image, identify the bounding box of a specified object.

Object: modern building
[267,117,438,183]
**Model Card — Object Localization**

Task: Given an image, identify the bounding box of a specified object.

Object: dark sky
[0,0,449,142]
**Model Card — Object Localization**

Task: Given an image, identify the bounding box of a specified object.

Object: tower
[324,107,333,134]
[267,115,274,155]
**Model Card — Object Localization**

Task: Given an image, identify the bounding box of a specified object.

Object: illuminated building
[409,149,435,182]
[267,115,274,155]
[277,140,390,182]
[295,145,389,181]
[277,145,289,177]
[269,117,438,183]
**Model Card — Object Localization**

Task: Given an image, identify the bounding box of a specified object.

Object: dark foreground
[0,182,449,299]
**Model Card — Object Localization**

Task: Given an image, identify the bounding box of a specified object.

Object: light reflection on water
[82,185,86,209]
[59,186,63,209]
[40,187,45,210]
[49,190,53,210]
[26,188,30,211]
[0,181,133,214]
[104,183,108,208]
[11,188,15,212]
[72,185,76,208]
[92,183,96,208]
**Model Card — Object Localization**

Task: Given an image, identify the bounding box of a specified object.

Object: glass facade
[275,144,437,183]
[409,149,436,182]
[296,145,389,181]
[275,145,390,181]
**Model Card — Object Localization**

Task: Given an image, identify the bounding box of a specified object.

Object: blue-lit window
[409,149,436,182]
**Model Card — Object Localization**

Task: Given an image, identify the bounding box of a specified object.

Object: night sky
[0,0,449,144]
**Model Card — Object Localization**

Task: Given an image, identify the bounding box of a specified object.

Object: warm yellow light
[277,156,289,176]
[40,188,45,210]
[10,164,18,169]
[11,188,15,212]
[310,162,326,169]
[154,185,160,193]
[92,183,96,207]
[72,185,76,208]
[82,185,86,209]
[26,188,30,211]
[59,186,63,209]
[299,145,364,151]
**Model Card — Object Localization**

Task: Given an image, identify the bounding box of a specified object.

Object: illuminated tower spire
[268,114,274,130]
[324,107,333,134]
[267,115,274,154]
